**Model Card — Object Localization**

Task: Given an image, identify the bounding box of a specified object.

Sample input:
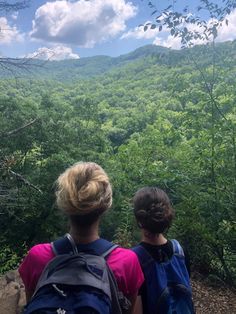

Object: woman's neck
[69,223,100,244]
[141,230,167,245]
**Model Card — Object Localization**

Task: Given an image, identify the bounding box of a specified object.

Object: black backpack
[24,234,130,314]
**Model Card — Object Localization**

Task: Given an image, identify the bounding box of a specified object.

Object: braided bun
[56,162,112,217]
[133,187,174,234]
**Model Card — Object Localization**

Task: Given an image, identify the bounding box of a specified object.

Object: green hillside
[2,41,236,82]
[0,45,170,81]
[0,41,235,285]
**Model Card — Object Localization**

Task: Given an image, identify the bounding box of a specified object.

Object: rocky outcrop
[0,270,26,314]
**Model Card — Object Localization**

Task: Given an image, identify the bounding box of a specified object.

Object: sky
[0,0,236,60]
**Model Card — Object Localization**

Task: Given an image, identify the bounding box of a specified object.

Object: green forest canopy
[0,42,235,284]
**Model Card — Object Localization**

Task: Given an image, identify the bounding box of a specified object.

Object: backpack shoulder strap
[90,238,119,257]
[171,239,185,257]
[132,245,155,270]
[101,243,119,258]
[51,234,119,258]
[132,245,162,314]
[51,233,78,255]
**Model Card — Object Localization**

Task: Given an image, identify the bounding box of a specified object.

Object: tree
[143,0,236,47]
[0,1,44,73]
[140,0,236,284]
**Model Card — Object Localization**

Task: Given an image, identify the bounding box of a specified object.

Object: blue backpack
[132,239,195,314]
[24,234,130,314]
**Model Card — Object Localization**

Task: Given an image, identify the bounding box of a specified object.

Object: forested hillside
[0,42,235,285]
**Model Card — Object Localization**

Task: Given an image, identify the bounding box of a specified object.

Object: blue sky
[0,0,235,60]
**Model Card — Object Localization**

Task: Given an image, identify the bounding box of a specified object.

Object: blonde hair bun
[56,162,112,216]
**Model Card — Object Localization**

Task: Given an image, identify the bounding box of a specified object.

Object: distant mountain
[117,45,170,61]
[0,42,236,82]
[0,45,170,82]
[31,45,171,81]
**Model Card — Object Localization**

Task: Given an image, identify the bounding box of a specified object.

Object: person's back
[132,187,194,314]
[19,162,144,314]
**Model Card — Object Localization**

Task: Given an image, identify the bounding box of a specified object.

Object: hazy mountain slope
[0,41,236,83]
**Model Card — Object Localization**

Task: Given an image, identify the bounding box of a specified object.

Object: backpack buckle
[57,309,66,314]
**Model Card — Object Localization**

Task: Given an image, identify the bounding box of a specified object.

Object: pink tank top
[19,242,144,298]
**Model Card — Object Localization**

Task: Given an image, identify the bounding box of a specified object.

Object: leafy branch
[143,0,236,47]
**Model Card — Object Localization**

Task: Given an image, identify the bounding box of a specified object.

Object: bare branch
[0,57,46,75]
[8,170,42,194]
[0,118,39,138]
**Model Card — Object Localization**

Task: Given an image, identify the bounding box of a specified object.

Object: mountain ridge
[1,41,236,82]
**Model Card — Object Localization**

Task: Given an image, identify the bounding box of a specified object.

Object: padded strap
[171,239,185,257]
[132,245,160,314]
[51,234,76,255]
[52,234,118,258]
[132,245,155,270]
[101,243,119,258]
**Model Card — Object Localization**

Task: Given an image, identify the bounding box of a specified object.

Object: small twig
[0,118,39,138]
[8,170,42,194]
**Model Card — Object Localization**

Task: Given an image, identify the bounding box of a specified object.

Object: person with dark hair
[19,162,144,314]
[132,186,194,314]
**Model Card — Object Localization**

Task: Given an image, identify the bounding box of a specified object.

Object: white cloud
[121,19,183,49]
[153,23,207,49]
[30,0,137,47]
[153,35,182,49]
[25,46,80,61]
[217,9,236,42]
[121,22,159,40]
[0,17,24,44]
[11,12,19,20]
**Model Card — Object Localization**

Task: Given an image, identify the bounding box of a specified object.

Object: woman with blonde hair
[19,162,144,314]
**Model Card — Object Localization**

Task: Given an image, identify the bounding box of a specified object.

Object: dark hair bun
[133,187,174,234]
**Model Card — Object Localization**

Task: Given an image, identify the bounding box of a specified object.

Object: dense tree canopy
[0,41,235,285]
